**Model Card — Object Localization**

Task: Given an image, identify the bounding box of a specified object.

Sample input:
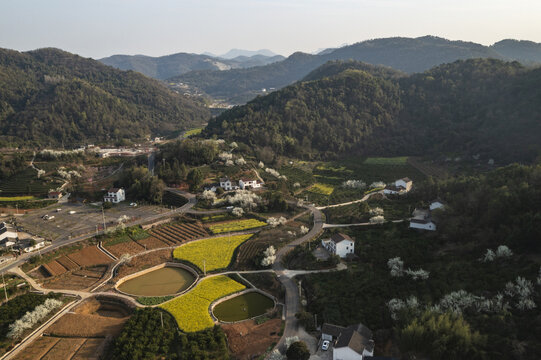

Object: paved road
[273,205,324,354]
[0,189,196,274]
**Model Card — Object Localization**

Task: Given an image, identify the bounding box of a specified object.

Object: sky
[0,0,539,59]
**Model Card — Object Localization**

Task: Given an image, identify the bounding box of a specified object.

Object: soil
[114,249,173,280]
[20,297,132,360]
[222,319,283,360]
[40,265,109,291]
[67,246,113,267]
[105,240,145,258]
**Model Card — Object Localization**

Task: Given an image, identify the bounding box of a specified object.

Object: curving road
[272,205,324,353]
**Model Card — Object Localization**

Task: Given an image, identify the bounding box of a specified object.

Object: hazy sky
[1,0,539,59]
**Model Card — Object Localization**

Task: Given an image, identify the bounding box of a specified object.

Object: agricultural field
[40,245,113,277]
[207,218,267,234]
[162,191,189,207]
[173,234,253,272]
[0,168,62,196]
[150,221,208,246]
[20,297,132,360]
[363,156,409,165]
[307,183,334,196]
[42,266,108,291]
[0,196,36,201]
[184,127,204,137]
[160,275,245,332]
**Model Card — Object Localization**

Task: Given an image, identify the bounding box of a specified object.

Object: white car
[68,210,76,215]
[321,340,330,351]
[130,202,137,207]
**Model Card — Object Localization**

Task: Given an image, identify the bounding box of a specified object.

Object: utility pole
[160,311,164,328]
[2,273,8,302]
[96,225,98,236]
[102,206,106,232]
[203,259,206,276]
[314,314,317,330]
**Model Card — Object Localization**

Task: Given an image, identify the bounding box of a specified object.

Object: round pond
[117,266,195,297]
[213,292,274,322]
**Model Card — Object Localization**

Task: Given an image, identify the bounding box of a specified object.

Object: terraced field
[207,218,267,234]
[150,222,208,246]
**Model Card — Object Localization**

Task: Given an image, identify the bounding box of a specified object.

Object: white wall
[409,221,436,231]
[333,346,363,360]
[335,240,354,258]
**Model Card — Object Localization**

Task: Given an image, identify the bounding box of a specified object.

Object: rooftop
[331,233,353,244]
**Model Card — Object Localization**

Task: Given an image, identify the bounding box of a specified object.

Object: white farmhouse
[321,323,375,360]
[322,233,354,258]
[409,208,436,231]
[0,222,18,248]
[239,178,262,190]
[104,188,126,203]
[384,177,413,195]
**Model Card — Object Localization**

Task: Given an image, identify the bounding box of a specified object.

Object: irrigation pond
[117,266,196,297]
[213,292,274,322]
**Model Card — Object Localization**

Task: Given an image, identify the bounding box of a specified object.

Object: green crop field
[0,196,36,201]
[308,183,334,196]
[208,219,267,234]
[173,234,253,272]
[160,275,245,332]
[363,157,409,165]
[184,127,204,137]
[0,168,62,196]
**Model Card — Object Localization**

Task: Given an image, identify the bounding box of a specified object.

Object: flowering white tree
[231,207,244,217]
[342,180,366,189]
[404,268,430,280]
[537,266,541,286]
[36,169,45,179]
[370,215,385,224]
[285,336,300,349]
[7,299,63,339]
[201,190,217,202]
[261,245,276,267]
[505,276,536,310]
[496,245,513,258]
[218,152,233,161]
[227,190,261,210]
[258,161,265,168]
[300,225,309,235]
[293,182,301,188]
[369,207,384,216]
[225,159,234,166]
[482,249,496,262]
[387,257,404,277]
[267,349,284,360]
[267,216,287,227]
[265,168,281,178]
[229,142,238,149]
[235,157,246,166]
[370,181,386,188]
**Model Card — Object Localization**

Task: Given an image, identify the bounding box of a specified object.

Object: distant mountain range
[204,58,541,163]
[170,36,541,104]
[99,51,285,80]
[0,48,209,147]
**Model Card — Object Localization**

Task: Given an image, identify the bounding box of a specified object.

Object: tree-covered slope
[0,48,210,147]
[205,59,541,163]
[172,36,541,104]
[205,68,401,158]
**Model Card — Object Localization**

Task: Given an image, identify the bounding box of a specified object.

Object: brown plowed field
[56,256,79,271]
[114,249,172,280]
[67,246,113,267]
[105,240,144,258]
[136,236,168,250]
[222,319,283,360]
[21,298,132,360]
[42,261,67,277]
[43,266,107,291]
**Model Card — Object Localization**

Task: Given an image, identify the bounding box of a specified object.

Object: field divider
[97,241,117,260]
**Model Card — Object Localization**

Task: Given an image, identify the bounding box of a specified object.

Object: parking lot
[310,340,333,360]
[17,202,170,241]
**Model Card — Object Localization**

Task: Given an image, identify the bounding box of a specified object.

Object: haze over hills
[219,49,279,59]
[204,58,541,163]
[0,47,210,147]
[172,36,541,104]
[99,52,285,80]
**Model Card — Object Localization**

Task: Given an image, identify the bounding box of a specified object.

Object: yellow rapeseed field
[173,234,253,271]
[208,219,266,234]
[308,183,334,196]
[160,275,245,332]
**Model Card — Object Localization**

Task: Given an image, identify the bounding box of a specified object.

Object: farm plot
[67,246,113,267]
[0,168,62,196]
[160,275,245,332]
[43,267,108,291]
[22,298,131,360]
[136,236,168,250]
[150,222,208,245]
[207,218,267,234]
[307,183,334,195]
[173,234,253,272]
[105,240,145,258]
[42,261,68,277]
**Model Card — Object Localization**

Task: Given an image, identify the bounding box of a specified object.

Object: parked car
[130,202,137,207]
[56,208,62,212]
[68,211,76,215]
[42,214,49,220]
[322,340,330,351]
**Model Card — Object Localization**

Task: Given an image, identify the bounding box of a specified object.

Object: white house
[239,178,262,190]
[322,233,354,258]
[104,188,125,203]
[384,177,413,195]
[429,199,446,211]
[0,222,17,248]
[204,183,219,192]
[409,208,436,231]
[22,239,46,253]
[322,323,375,360]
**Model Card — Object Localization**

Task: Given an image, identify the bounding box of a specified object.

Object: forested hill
[172,36,541,104]
[204,59,541,163]
[0,48,210,147]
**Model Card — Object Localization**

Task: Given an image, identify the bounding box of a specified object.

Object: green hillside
[0,48,210,147]
[204,59,541,163]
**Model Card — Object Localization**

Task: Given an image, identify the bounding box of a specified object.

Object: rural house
[0,222,18,248]
[429,199,447,211]
[409,208,436,231]
[103,188,125,203]
[239,178,262,190]
[321,323,375,360]
[47,191,63,200]
[219,177,240,191]
[321,233,354,258]
[383,177,413,195]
